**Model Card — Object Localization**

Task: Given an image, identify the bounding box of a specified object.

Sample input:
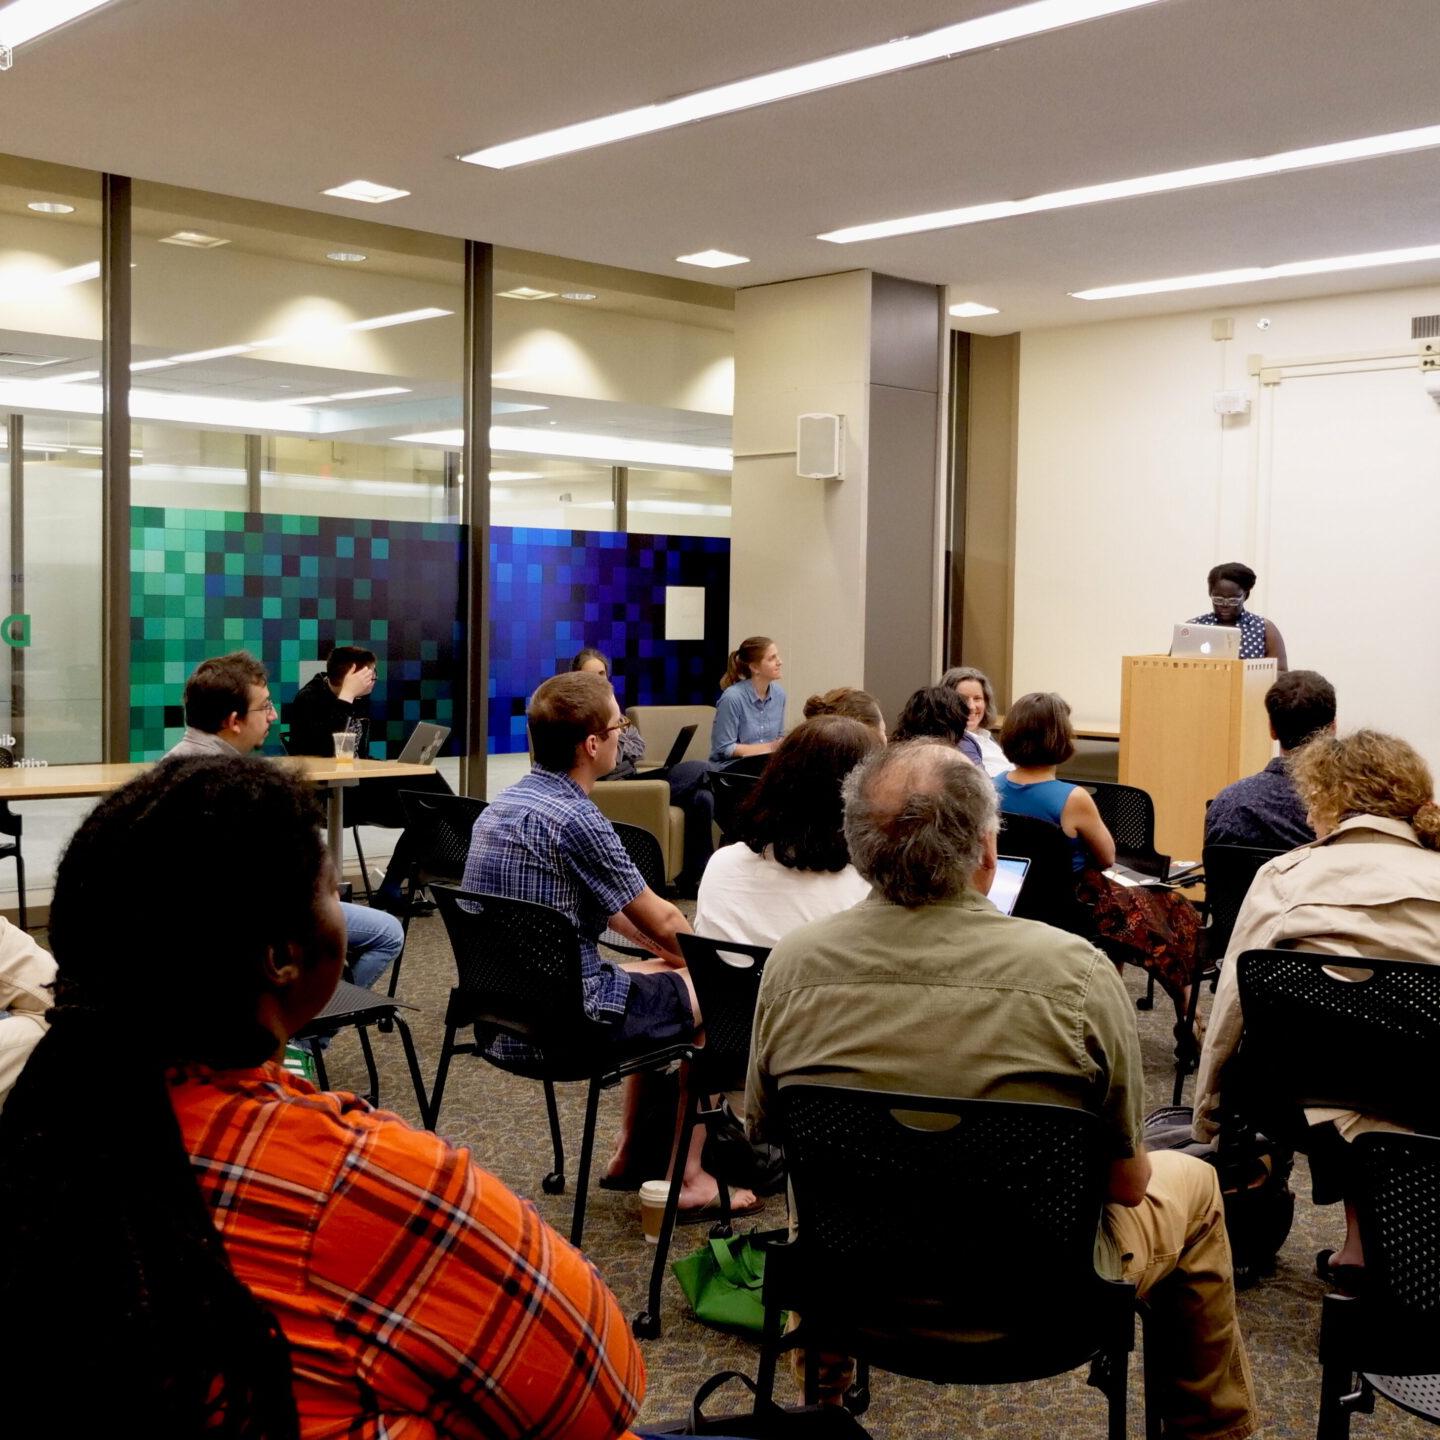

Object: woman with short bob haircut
[0,755,643,1440]
[695,715,881,948]
[996,691,1201,1006]
[940,665,1007,777]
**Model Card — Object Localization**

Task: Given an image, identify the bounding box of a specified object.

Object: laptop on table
[396,722,450,766]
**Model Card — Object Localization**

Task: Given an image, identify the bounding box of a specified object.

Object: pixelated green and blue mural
[129,508,466,761]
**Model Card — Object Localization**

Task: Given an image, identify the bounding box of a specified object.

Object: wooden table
[0,756,438,867]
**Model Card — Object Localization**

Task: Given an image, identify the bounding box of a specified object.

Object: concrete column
[730,270,944,728]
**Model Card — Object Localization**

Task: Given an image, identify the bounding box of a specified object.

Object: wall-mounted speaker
[796,413,845,479]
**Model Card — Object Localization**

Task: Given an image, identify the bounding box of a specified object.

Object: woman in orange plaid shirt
[0,754,646,1440]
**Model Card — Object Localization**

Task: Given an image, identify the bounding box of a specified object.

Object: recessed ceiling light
[490,470,544,481]
[165,343,255,364]
[323,179,410,204]
[459,0,1168,169]
[0,0,120,50]
[560,290,598,301]
[822,121,1440,244]
[1071,240,1440,301]
[326,250,368,263]
[325,386,410,401]
[949,301,1000,318]
[498,286,558,300]
[159,230,229,249]
[676,249,749,269]
[27,201,75,215]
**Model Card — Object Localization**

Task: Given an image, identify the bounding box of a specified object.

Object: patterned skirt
[1075,867,1202,998]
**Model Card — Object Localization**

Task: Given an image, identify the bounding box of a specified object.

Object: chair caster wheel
[541,1171,565,1195]
[632,1310,661,1340]
[843,1384,870,1417]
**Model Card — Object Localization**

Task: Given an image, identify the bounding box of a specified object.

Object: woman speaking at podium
[1188,561,1288,671]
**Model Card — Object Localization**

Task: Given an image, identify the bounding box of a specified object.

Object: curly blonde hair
[1290,729,1440,850]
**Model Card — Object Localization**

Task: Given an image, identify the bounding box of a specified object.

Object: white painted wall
[1012,282,1440,758]
[732,272,871,727]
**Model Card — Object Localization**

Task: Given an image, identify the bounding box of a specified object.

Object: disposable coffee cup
[638,1180,670,1244]
[332,731,357,763]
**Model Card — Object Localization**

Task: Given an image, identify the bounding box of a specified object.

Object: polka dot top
[1187,608,1267,659]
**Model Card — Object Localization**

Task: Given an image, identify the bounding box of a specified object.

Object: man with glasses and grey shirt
[167,652,403,993]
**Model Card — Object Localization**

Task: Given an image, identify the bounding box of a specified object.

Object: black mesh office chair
[1082,781,1170,879]
[599,820,670,958]
[1232,949,1440,1145]
[633,933,772,1340]
[293,978,429,1117]
[394,788,487,943]
[427,884,694,1248]
[1168,845,1285,1103]
[996,811,1093,938]
[755,1086,1151,1438]
[1317,1129,1440,1437]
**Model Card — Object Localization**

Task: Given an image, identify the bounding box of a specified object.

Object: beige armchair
[590,779,684,884]
[626,704,715,769]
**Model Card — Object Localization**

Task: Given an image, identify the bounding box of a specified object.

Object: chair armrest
[591,780,682,882]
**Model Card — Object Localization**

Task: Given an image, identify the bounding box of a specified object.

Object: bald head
[842,739,999,906]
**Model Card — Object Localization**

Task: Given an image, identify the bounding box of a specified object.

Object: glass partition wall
[0,150,737,779]
[0,156,103,762]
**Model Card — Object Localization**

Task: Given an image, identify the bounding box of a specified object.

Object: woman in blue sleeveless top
[995,692,1201,1009]
[1188,561,1287,669]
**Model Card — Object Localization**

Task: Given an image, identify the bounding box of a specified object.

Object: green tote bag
[672,1233,783,1337]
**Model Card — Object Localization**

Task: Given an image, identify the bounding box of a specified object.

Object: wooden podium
[1119,655,1276,863]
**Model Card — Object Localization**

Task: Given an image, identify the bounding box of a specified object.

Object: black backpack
[1144,1105,1295,1287]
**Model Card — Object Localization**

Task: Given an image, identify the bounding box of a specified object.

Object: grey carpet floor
[313,908,1425,1438]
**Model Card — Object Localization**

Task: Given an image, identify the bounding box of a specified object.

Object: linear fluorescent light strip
[0,0,117,49]
[461,0,1170,168]
[125,308,452,375]
[1071,241,1440,301]
[821,122,1440,243]
[0,259,99,303]
[393,426,733,473]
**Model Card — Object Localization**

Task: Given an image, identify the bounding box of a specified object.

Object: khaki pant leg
[1102,1150,1258,1440]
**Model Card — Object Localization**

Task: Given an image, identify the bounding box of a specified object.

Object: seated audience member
[996,692,1201,1007]
[1205,669,1336,850]
[694,715,880,947]
[711,635,786,764]
[286,644,378,756]
[0,919,56,1110]
[570,647,646,777]
[0,756,645,1438]
[464,671,756,1218]
[1194,729,1440,1278]
[285,644,454,913]
[747,742,1256,1438]
[892,683,983,767]
[570,646,716,891]
[801,686,886,741]
[169,652,403,993]
[940,664,1008,777]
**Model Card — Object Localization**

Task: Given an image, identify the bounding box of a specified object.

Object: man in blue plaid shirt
[464,670,757,1220]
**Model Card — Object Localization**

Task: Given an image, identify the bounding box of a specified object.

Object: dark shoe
[1316,1248,1366,1294]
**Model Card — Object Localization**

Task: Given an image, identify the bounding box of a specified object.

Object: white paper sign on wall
[665,585,706,641]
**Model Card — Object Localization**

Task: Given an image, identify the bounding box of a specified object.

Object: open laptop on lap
[987,856,1030,916]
